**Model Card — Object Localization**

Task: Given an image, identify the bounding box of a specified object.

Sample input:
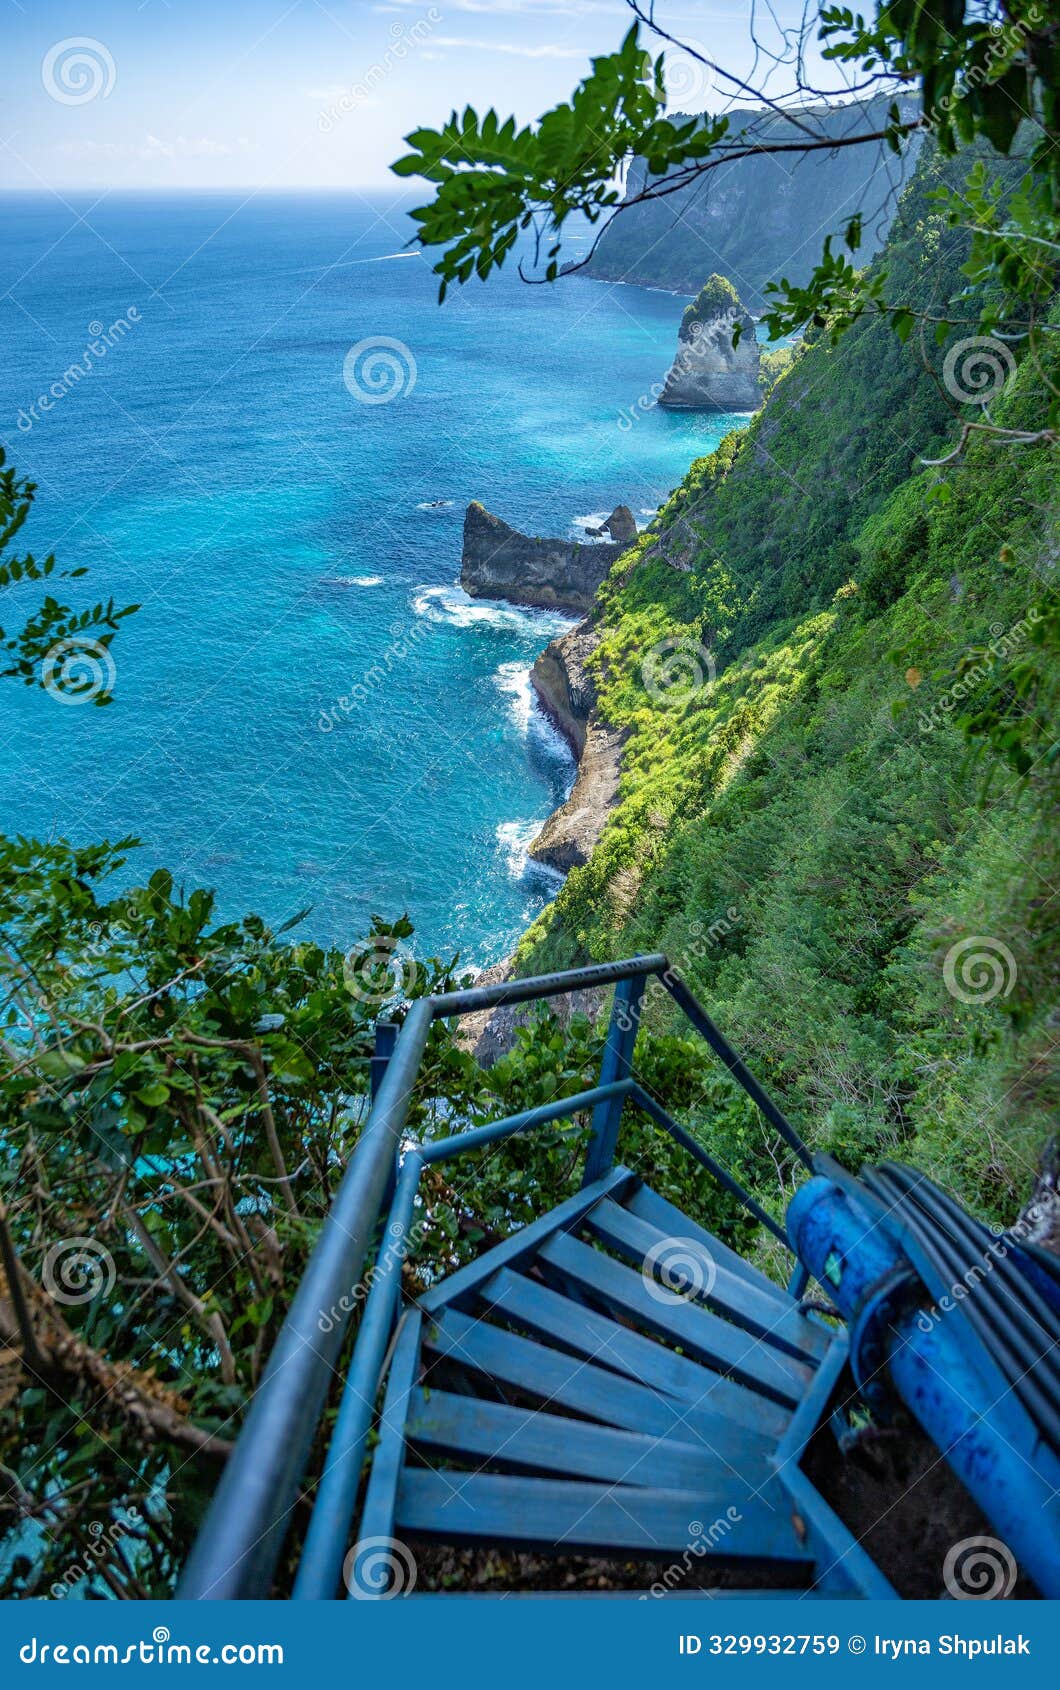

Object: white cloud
[141,135,246,160]
[432,35,590,58]
[54,140,129,161]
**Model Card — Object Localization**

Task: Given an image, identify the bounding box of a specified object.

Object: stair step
[622,1183,794,1302]
[406,1388,762,1485]
[480,1266,787,1441]
[422,1308,769,1453]
[587,1198,829,1363]
[537,1231,811,1406]
[418,1167,634,1314]
[395,1470,811,1564]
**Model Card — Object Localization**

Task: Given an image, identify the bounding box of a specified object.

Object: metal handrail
[179,953,810,1600]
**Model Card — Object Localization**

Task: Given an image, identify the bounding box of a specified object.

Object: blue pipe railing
[179,953,811,1599]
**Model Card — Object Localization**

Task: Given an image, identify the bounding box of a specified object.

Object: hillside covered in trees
[514,140,1058,1227]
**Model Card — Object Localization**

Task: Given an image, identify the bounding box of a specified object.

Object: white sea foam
[494,660,533,731]
[332,575,383,588]
[493,661,577,773]
[570,511,615,544]
[496,819,564,884]
[496,818,539,876]
[412,583,573,637]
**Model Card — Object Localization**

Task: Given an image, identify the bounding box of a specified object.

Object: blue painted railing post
[370,1021,398,1102]
[582,976,644,1186]
[371,1021,400,1218]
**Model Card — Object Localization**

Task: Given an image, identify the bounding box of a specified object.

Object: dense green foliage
[513,147,1059,1226]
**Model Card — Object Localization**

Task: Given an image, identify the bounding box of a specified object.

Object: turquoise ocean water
[0,192,739,968]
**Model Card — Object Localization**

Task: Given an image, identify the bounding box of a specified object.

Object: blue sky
[1,1,844,191]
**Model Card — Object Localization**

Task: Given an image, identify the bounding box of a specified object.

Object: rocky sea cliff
[456,513,639,1056]
[460,500,636,614]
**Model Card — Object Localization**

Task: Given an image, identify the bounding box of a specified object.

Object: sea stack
[585,505,637,545]
[658,274,762,411]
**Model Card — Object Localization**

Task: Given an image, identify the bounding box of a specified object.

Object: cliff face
[456,619,619,1062]
[659,276,761,411]
[529,624,598,756]
[582,95,921,305]
[460,502,631,614]
[528,621,622,874]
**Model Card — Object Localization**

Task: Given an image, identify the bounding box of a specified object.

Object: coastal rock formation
[659,275,761,412]
[586,505,637,545]
[528,621,622,873]
[457,953,609,1067]
[460,501,633,614]
[529,624,599,757]
[461,617,623,1061]
[528,719,625,874]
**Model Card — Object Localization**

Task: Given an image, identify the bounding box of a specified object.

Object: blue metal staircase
[351,1169,835,1592]
[178,956,1060,1601]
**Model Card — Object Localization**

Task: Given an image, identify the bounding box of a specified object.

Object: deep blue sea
[0,192,739,969]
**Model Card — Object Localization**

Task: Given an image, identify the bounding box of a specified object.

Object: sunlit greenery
[513,148,1059,1223]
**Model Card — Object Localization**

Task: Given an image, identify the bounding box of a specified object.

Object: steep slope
[517,144,1059,1223]
[582,95,921,303]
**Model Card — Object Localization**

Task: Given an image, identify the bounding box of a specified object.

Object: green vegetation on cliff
[681,273,741,329]
[514,148,1059,1224]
